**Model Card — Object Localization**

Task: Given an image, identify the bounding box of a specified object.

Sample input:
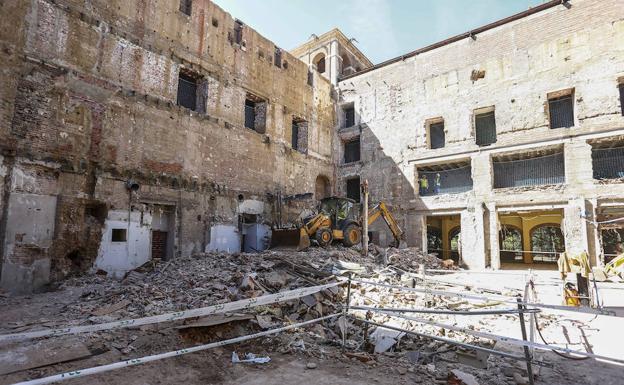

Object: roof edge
[340,0,570,82]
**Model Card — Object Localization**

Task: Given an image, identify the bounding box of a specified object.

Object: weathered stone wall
[337,0,624,266]
[0,0,336,292]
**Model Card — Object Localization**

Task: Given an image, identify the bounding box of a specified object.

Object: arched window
[313,53,326,74]
[449,226,461,262]
[530,224,564,263]
[499,225,523,263]
[427,227,442,257]
[315,175,330,200]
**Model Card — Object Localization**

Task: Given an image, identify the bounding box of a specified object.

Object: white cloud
[340,0,400,63]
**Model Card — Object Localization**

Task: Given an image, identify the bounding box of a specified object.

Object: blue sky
[212,0,546,64]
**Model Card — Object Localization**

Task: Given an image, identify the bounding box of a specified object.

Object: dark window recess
[307,70,313,86]
[317,57,326,73]
[493,152,565,188]
[592,146,624,179]
[291,119,308,153]
[475,111,496,146]
[346,177,361,202]
[179,0,192,16]
[344,106,355,128]
[244,96,267,133]
[344,138,361,163]
[429,122,445,149]
[274,48,282,68]
[234,20,243,44]
[177,72,198,111]
[291,122,298,150]
[548,94,574,128]
[619,84,624,116]
[111,228,127,242]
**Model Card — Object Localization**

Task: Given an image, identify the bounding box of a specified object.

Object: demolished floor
[1,247,623,385]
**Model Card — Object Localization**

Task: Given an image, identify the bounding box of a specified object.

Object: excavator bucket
[297,228,311,251]
[270,228,310,251]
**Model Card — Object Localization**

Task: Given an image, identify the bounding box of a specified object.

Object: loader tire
[342,224,362,247]
[316,228,333,247]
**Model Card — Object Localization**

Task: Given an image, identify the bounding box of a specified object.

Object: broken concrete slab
[0,338,94,375]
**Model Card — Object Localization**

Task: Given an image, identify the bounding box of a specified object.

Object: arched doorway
[530,224,564,263]
[499,225,523,263]
[313,53,326,74]
[315,175,330,200]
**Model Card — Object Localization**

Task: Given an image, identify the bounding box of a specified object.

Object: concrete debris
[0,247,609,385]
[231,352,271,364]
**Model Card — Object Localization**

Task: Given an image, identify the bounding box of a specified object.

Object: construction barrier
[0,281,342,343]
[10,314,340,385]
[351,278,618,317]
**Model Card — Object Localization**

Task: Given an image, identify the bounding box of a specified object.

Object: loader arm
[367,201,404,245]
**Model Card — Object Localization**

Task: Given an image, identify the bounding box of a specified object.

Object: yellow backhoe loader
[270,196,403,251]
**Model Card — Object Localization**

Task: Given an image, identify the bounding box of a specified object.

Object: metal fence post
[342,273,353,349]
[517,297,534,385]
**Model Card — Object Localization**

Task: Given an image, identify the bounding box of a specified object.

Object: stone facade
[0,0,335,292]
[336,0,624,268]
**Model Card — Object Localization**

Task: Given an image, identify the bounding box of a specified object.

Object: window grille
[475,111,496,146]
[493,152,565,188]
[429,122,445,149]
[549,95,574,128]
[592,146,624,179]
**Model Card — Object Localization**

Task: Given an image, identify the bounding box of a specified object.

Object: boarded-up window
[592,146,624,179]
[179,0,192,16]
[493,152,565,188]
[344,138,360,163]
[429,122,445,149]
[549,94,574,128]
[234,20,243,44]
[475,111,496,146]
[274,47,282,68]
[346,177,360,202]
[619,83,624,116]
[292,118,308,153]
[177,72,198,111]
[244,95,267,133]
[344,106,355,128]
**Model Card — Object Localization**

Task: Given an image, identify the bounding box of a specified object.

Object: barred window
[344,106,355,128]
[475,111,496,146]
[429,121,445,149]
[548,94,574,129]
[493,152,565,188]
[344,138,360,163]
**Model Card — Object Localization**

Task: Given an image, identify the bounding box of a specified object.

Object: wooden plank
[0,338,92,375]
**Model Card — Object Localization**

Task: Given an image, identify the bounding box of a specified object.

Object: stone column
[460,204,487,269]
[329,40,339,85]
[487,202,500,269]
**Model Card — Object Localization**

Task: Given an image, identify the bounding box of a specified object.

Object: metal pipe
[351,305,540,316]
[517,297,535,385]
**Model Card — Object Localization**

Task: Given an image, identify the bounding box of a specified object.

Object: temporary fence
[0,281,342,343]
[351,278,619,317]
[10,314,340,385]
[343,275,624,385]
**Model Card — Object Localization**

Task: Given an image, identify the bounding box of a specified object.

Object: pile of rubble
[0,247,576,385]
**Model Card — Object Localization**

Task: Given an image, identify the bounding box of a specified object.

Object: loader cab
[319,197,357,229]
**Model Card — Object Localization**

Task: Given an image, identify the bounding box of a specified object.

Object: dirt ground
[1,248,623,385]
